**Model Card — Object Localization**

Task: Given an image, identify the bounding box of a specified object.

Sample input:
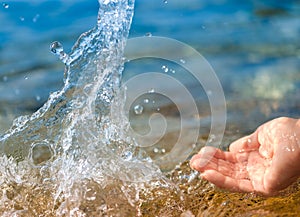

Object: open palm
[190,117,300,196]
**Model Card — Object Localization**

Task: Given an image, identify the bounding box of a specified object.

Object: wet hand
[190,117,300,196]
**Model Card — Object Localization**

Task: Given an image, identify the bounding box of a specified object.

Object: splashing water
[0,0,179,215]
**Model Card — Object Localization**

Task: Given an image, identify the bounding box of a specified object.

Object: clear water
[1,1,299,133]
[0,0,300,216]
[0,0,170,215]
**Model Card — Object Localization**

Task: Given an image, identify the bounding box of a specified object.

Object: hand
[190,117,300,196]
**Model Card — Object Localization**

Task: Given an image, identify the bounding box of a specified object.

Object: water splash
[50,41,69,64]
[0,0,172,215]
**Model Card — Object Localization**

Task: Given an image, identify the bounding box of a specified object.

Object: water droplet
[145,32,152,37]
[161,65,169,73]
[208,134,216,142]
[143,98,149,104]
[161,148,165,153]
[86,196,96,201]
[2,3,9,9]
[221,201,229,206]
[29,142,53,165]
[36,95,41,101]
[153,148,159,153]
[50,41,69,64]
[170,69,176,74]
[134,104,143,115]
[122,151,133,160]
[238,149,245,153]
[148,88,155,93]
[19,16,25,21]
[50,41,64,54]
[32,14,40,23]
[163,0,168,4]
[179,59,186,64]
[24,76,28,80]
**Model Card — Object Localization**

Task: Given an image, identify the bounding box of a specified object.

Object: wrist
[296,119,300,129]
[296,119,300,172]
[296,118,300,147]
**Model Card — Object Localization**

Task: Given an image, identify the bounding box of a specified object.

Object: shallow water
[1,0,299,131]
[0,0,300,216]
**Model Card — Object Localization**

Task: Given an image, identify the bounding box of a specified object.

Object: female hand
[190,117,300,196]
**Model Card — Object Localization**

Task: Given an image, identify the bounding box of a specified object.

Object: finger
[190,153,235,175]
[211,147,237,163]
[190,146,218,169]
[192,146,237,163]
[191,150,249,179]
[190,146,236,172]
[257,124,274,159]
[201,170,254,193]
[229,131,260,153]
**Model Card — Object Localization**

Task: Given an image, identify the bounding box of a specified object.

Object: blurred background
[0,0,299,137]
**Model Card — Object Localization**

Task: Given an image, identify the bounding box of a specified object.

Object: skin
[190,117,300,196]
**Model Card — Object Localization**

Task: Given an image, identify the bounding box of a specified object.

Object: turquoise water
[1,0,299,135]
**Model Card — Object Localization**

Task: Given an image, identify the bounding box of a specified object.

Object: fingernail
[199,146,216,155]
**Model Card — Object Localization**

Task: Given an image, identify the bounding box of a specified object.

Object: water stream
[0,0,172,215]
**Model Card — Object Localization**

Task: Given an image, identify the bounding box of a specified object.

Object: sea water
[0,0,177,215]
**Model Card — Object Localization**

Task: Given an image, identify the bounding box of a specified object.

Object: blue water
[0,0,299,134]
